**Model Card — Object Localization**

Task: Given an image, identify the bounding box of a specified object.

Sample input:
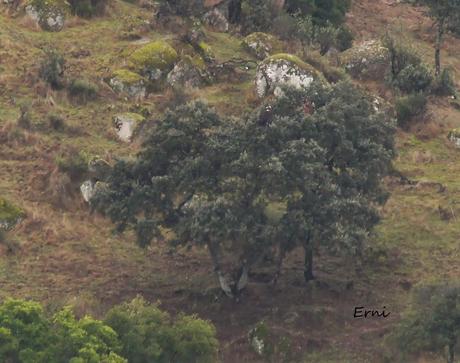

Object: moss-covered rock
[340,40,390,80]
[167,56,207,88]
[26,0,69,31]
[0,198,25,231]
[448,129,460,147]
[109,70,146,100]
[197,41,215,62]
[255,54,326,98]
[113,113,145,142]
[129,41,178,80]
[242,32,276,60]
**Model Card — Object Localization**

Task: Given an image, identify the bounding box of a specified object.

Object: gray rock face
[25,4,65,32]
[255,56,321,98]
[242,33,274,60]
[448,129,460,147]
[80,180,95,203]
[167,59,203,88]
[203,8,229,32]
[109,72,146,101]
[113,113,145,143]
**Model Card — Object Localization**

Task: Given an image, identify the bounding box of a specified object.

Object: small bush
[241,0,273,34]
[392,63,433,93]
[335,25,353,51]
[17,102,32,129]
[68,0,107,17]
[48,113,66,131]
[272,13,298,41]
[67,79,98,104]
[39,49,65,90]
[432,68,456,96]
[55,149,89,180]
[395,93,427,129]
[315,21,338,55]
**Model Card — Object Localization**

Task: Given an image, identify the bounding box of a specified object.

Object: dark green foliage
[393,282,460,363]
[55,150,89,180]
[285,0,351,25]
[104,296,218,363]
[68,0,107,18]
[241,0,273,34]
[94,80,395,294]
[272,12,298,40]
[392,63,433,94]
[48,113,66,131]
[335,25,354,51]
[395,93,427,129]
[39,49,65,90]
[432,67,456,96]
[67,79,98,104]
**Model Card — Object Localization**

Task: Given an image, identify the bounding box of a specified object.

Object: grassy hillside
[1,0,460,362]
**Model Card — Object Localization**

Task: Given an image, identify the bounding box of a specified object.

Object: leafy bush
[55,150,89,180]
[241,0,273,34]
[39,49,65,90]
[392,63,433,93]
[105,296,218,363]
[272,13,298,40]
[48,113,66,131]
[395,93,427,129]
[68,0,107,17]
[286,0,351,25]
[335,25,353,51]
[432,68,456,96]
[67,79,98,104]
[315,21,339,55]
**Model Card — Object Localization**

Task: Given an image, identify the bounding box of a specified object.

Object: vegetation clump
[39,48,65,90]
[0,199,25,231]
[129,41,178,76]
[67,79,98,104]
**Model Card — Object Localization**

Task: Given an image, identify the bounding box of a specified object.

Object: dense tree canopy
[285,0,352,25]
[93,80,395,297]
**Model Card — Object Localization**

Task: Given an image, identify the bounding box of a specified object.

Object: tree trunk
[228,0,242,24]
[447,341,455,363]
[303,242,314,282]
[207,241,233,297]
[272,246,287,285]
[435,18,445,77]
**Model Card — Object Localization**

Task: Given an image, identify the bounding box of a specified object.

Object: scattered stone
[255,54,325,98]
[0,198,25,231]
[128,40,178,81]
[167,56,205,88]
[448,128,460,147]
[242,32,275,60]
[340,40,390,80]
[203,8,229,32]
[113,113,145,142]
[110,70,146,100]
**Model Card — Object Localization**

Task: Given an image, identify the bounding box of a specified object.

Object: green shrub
[335,25,353,51]
[241,0,273,34]
[272,13,298,40]
[395,93,427,129]
[39,49,65,90]
[48,113,66,131]
[315,21,339,55]
[55,150,89,180]
[105,296,218,363]
[286,0,351,26]
[67,79,98,104]
[392,63,433,93]
[432,68,456,96]
[17,102,32,129]
[68,0,107,17]
[129,41,178,75]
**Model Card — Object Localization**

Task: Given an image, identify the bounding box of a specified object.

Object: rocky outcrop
[167,56,205,88]
[340,40,390,80]
[203,8,229,32]
[255,54,324,98]
[80,181,108,203]
[128,41,178,81]
[25,0,68,32]
[448,129,460,147]
[110,70,146,100]
[242,32,275,60]
[0,198,25,231]
[113,113,145,142]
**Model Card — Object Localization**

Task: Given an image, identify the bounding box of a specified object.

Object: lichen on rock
[255,53,325,98]
[113,112,145,142]
[128,41,178,80]
[0,198,25,231]
[340,40,390,80]
[110,70,146,100]
[448,129,460,147]
[25,0,68,31]
[167,56,206,88]
[242,32,276,60]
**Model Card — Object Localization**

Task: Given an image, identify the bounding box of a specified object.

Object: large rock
[242,32,276,60]
[0,198,25,231]
[129,41,178,81]
[340,40,390,80]
[255,54,324,98]
[203,8,229,32]
[167,56,205,88]
[448,129,460,147]
[80,181,108,203]
[25,0,67,32]
[113,113,145,142]
[110,70,146,100]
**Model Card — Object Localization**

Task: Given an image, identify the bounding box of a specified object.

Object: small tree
[415,0,460,76]
[394,283,460,363]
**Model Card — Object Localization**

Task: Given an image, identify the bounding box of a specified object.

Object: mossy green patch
[265,53,317,73]
[112,69,144,84]
[129,41,178,73]
[0,198,25,230]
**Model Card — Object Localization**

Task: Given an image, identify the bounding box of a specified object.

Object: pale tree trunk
[207,241,233,297]
[435,18,445,77]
